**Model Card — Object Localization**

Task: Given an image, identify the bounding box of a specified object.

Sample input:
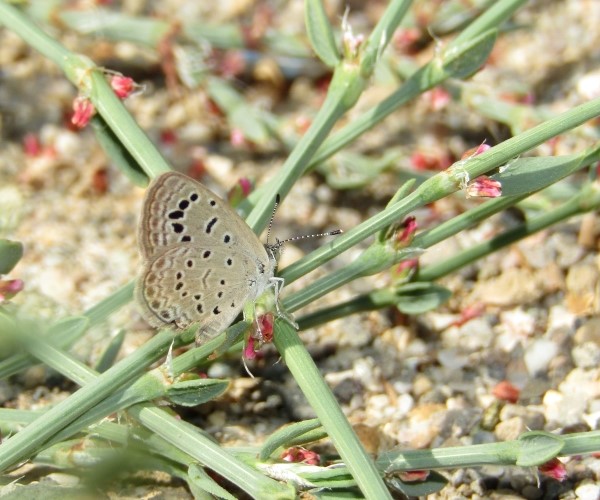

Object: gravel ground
[1,1,599,498]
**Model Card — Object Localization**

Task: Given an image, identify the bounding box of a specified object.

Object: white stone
[575,481,600,500]
[524,339,559,375]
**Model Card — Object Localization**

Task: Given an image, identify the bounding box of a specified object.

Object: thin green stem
[0,281,134,380]
[0,328,176,472]
[0,1,72,67]
[274,320,392,499]
[280,98,600,284]
[0,329,291,498]
[417,183,600,282]
[246,0,410,236]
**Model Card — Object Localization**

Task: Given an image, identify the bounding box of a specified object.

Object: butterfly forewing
[139,171,267,261]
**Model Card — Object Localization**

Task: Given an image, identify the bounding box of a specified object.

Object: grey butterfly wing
[138,171,266,261]
[136,245,268,341]
[136,171,274,340]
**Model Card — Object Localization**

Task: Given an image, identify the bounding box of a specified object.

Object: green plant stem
[293,168,600,326]
[0,328,177,472]
[0,281,134,380]
[293,193,528,327]
[0,330,292,498]
[89,71,171,179]
[129,404,295,499]
[274,320,392,500]
[2,409,598,476]
[378,430,600,472]
[0,1,171,180]
[244,77,351,233]
[280,97,600,285]
[245,0,410,236]
[417,181,600,282]
[296,288,400,330]
[243,0,526,213]
[0,1,72,67]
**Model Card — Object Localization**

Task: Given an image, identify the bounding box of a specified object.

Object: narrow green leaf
[260,419,323,460]
[94,329,125,373]
[387,470,448,496]
[442,29,497,79]
[395,282,452,314]
[0,240,23,274]
[305,0,340,67]
[516,431,565,466]
[47,316,90,345]
[492,154,590,197]
[188,463,237,500]
[167,379,230,407]
[91,117,148,187]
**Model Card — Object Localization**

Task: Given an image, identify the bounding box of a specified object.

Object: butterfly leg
[268,276,298,329]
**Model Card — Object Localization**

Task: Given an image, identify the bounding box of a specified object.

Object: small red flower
[466,175,502,198]
[492,380,520,403]
[23,133,41,157]
[397,470,429,482]
[71,96,95,128]
[187,158,207,180]
[110,75,136,99]
[91,167,109,194]
[453,303,485,327]
[294,116,311,134]
[461,143,491,160]
[218,51,246,79]
[230,128,248,148]
[396,258,419,273]
[423,87,451,111]
[227,178,253,206]
[392,258,419,282]
[238,178,253,197]
[395,216,417,247]
[538,458,567,481]
[0,279,24,303]
[243,337,257,360]
[160,129,178,145]
[394,27,422,55]
[281,447,320,466]
[411,151,453,171]
[256,312,274,343]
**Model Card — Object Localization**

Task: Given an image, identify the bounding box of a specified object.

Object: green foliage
[0,0,599,498]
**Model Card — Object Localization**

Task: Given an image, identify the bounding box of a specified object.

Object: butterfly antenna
[266,194,280,247]
[276,229,343,247]
[265,194,342,252]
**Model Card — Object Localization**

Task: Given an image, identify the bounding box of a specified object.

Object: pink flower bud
[23,133,41,157]
[243,337,257,360]
[281,447,320,465]
[71,96,95,128]
[395,216,417,247]
[538,458,567,481]
[466,176,502,198]
[453,303,485,327]
[461,143,491,159]
[256,312,274,343]
[110,75,135,99]
[423,87,451,111]
[0,279,24,303]
[230,128,248,148]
